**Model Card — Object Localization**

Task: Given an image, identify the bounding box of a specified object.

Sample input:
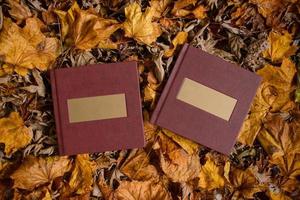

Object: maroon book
[50,61,145,155]
[150,44,261,155]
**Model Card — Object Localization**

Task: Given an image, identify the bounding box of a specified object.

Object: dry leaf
[8,0,32,23]
[11,156,71,190]
[198,154,225,190]
[192,5,207,19]
[162,129,200,154]
[113,180,171,200]
[262,30,297,63]
[0,112,32,155]
[171,0,197,17]
[164,31,188,57]
[68,154,95,195]
[120,149,159,181]
[157,132,200,182]
[0,18,60,76]
[224,162,262,199]
[150,0,172,18]
[123,2,162,45]
[55,2,120,50]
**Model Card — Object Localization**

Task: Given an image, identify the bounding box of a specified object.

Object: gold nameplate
[176,78,237,121]
[67,94,127,123]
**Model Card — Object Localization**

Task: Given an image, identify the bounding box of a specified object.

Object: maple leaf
[198,154,225,190]
[11,156,71,190]
[162,129,200,154]
[238,58,296,145]
[150,0,172,18]
[7,0,32,23]
[157,132,201,182]
[224,162,262,199]
[262,30,297,63]
[67,154,96,195]
[0,112,32,155]
[164,31,188,57]
[120,149,159,181]
[0,18,60,76]
[123,2,162,45]
[113,180,171,200]
[55,2,120,50]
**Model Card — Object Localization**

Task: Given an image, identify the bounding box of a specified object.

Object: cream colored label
[176,78,237,121]
[67,94,127,123]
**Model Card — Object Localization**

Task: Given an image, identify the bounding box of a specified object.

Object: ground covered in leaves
[0,0,300,199]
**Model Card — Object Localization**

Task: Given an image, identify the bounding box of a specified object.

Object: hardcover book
[50,61,145,155]
[150,44,261,155]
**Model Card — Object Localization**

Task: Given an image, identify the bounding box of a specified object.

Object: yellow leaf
[55,2,120,50]
[7,0,32,23]
[262,30,297,63]
[123,2,162,45]
[11,156,71,190]
[120,149,159,181]
[198,154,225,190]
[224,162,262,199]
[162,128,199,154]
[0,18,60,76]
[68,154,95,195]
[164,31,188,57]
[114,180,172,200]
[0,112,32,155]
[192,5,207,19]
[171,0,197,17]
[150,0,172,18]
[157,132,201,182]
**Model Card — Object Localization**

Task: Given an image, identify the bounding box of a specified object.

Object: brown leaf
[150,0,172,18]
[55,2,120,50]
[0,18,60,76]
[0,112,32,155]
[123,2,162,45]
[11,156,71,190]
[113,180,171,200]
[157,132,200,182]
[198,154,225,190]
[7,0,32,23]
[171,0,197,17]
[120,149,159,181]
[68,154,95,195]
[192,5,207,19]
[262,30,297,63]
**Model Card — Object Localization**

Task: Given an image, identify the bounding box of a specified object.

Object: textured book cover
[50,61,145,155]
[150,44,261,155]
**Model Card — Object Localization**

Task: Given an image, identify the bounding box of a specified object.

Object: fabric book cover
[50,61,145,155]
[150,44,261,155]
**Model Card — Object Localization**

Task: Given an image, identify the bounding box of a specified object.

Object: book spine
[50,70,64,155]
[150,44,189,124]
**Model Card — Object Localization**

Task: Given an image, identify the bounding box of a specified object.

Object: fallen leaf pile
[0,0,300,199]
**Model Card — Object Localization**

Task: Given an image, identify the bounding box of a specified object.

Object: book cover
[150,44,261,155]
[50,61,145,155]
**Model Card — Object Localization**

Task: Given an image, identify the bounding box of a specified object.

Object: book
[50,61,145,155]
[150,44,261,155]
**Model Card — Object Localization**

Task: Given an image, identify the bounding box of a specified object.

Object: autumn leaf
[120,149,159,181]
[68,154,95,195]
[113,180,172,200]
[262,30,297,63]
[55,2,120,50]
[238,58,296,145]
[224,162,262,199]
[164,31,188,57]
[0,112,32,155]
[171,0,197,17]
[198,154,225,190]
[0,18,60,76]
[192,5,207,19]
[11,156,71,190]
[157,132,200,182]
[150,0,172,18]
[7,0,32,23]
[123,2,162,45]
[162,129,200,154]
